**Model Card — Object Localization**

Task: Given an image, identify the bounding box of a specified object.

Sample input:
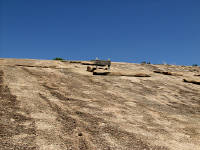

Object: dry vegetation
[0,58,200,150]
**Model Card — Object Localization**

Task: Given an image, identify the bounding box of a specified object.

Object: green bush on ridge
[53,57,64,60]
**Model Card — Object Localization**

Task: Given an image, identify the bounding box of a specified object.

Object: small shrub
[147,62,151,64]
[141,61,146,64]
[141,61,151,64]
[53,57,64,60]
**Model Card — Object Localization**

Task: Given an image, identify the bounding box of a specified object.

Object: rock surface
[0,58,200,150]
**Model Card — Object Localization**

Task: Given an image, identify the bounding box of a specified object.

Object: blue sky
[0,0,200,65]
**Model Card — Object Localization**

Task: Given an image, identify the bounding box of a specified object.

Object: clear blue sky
[0,0,200,65]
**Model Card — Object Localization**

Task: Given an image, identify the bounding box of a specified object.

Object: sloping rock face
[0,58,200,150]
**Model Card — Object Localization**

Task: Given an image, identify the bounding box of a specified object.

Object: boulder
[154,70,182,76]
[93,70,110,75]
[87,66,96,72]
[81,61,95,65]
[93,70,151,77]
[194,74,200,76]
[183,79,200,85]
